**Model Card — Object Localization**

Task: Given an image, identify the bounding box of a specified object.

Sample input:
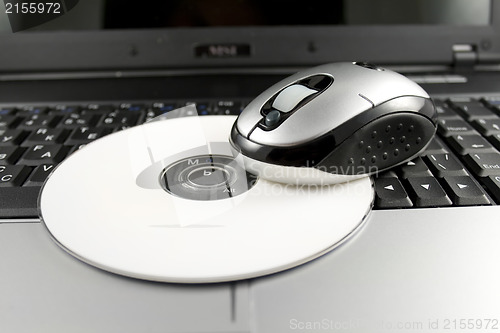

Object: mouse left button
[272,84,317,112]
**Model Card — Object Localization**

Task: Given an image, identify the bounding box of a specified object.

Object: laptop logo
[195,44,251,58]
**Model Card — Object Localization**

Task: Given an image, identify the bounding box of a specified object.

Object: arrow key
[406,176,452,207]
[398,157,432,179]
[374,176,412,209]
[446,134,495,155]
[442,176,491,206]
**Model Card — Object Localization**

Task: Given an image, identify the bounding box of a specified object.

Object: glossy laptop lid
[0,0,499,74]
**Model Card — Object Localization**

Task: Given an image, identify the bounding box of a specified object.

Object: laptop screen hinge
[452,44,477,69]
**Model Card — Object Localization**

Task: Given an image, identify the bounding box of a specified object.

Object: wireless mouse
[229,62,437,184]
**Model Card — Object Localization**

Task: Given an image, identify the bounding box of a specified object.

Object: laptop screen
[0,0,498,72]
[0,0,492,33]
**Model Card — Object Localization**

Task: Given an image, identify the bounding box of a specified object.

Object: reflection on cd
[161,154,258,201]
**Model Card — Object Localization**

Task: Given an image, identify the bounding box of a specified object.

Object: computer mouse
[229,62,437,185]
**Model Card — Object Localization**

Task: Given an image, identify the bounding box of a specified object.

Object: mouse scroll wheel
[272,84,317,112]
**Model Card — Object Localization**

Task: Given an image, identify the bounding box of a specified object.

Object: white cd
[39,115,374,283]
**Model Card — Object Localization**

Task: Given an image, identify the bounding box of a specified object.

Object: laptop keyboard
[1,97,500,218]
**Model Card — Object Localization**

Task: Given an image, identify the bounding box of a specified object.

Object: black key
[65,127,112,145]
[0,129,28,146]
[0,107,16,116]
[214,101,242,115]
[0,186,40,218]
[489,133,500,151]
[17,115,60,130]
[437,118,476,137]
[142,103,178,123]
[374,177,412,208]
[181,101,211,115]
[463,152,500,177]
[482,98,500,114]
[424,153,467,177]
[60,113,99,128]
[482,175,500,203]
[405,176,452,207]
[472,118,500,136]
[16,106,48,116]
[441,176,491,206]
[0,115,19,128]
[119,103,145,112]
[24,163,55,186]
[143,109,167,123]
[21,128,69,146]
[422,137,448,155]
[434,101,460,119]
[449,100,497,120]
[84,104,114,113]
[98,110,140,128]
[446,134,495,155]
[375,170,398,178]
[0,165,32,187]
[397,157,432,179]
[48,105,81,115]
[18,144,68,166]
[0,146,25,165]
[151,102,177,113]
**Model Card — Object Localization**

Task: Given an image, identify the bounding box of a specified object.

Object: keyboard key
[463,152,500,177]
[215,100,242,115]
[65,127,112,145]
[374,176,412,208]
[0,129,28,146]
[21,128,69,146]
[397,157,432,179]
[422,137,448,155]
[488,133,500,151]
[0,165,32,187]
[119,103,145,112]
[405,176,452,207]
[84,104,114,113]
[17,115,61,130]
[0,115,19,128]
[0,146,25,164]
[24,163,55,186]
[437,118,476,137]
[374,170,398,178]
[446,134,495,155]
[449,100,497,120]
[424,153,468,177]
[98,110,140,128]
[16,106,48,116]
[472,118,500,136]
[0,186,40,217]
[60,113,99,128]
[18,144,68,166]
[434,101,460,119]
[441,176,491,206]
[0,107,15,116]
[482,175,500,203]
[151,102,177,113]
[48,105,81,115]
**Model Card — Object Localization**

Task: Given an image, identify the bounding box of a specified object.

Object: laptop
[1,0,500,332]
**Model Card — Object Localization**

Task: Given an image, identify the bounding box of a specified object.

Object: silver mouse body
[230,62,437,184]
